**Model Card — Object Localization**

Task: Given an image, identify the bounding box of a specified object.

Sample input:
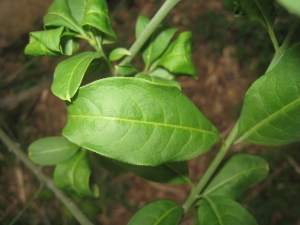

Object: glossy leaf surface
[136,15,177,69]
[236,44,300,145]
[202,154,268,199]
[136,74,181,89]
[25,40,61,57]
[82,0,117,44]
[63,77,219,166]
[278,0,300,17]
[238,0,276,28]
[51,51,103,101]
[158,32,197,78]
[28,137,80,165]
[198,196,257,225]
[97,155,189,184]
[54,150,99,197]
[109,48,131,61]
[44,0,84,34]
[127,199,182,225]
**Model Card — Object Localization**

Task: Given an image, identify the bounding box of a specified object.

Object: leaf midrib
[29,145,76,156]
[153,205,181,225]
[69,115,218,136]
[236,97,300,143]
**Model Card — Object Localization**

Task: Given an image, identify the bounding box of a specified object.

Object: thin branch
[0,127,94,225]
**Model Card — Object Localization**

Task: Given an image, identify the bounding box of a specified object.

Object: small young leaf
[136,15,177,70]
[68,0,86,25]
[149,67,176,80]
[278,0,300,17]
[115,63,138,76]
[96,155,189,184]
[24,41,61,57]
[127,199,182,225]
[60,36,79,56]
[157,32,197,78]
[54,150,99,197]
[82,0,117,44]
[44,0,84,35]
[198,196,257,225]
[136,74,181,90]
[28,27,64,53]
[28,136,80,165]
[236,43,300,145]
[202,154,269,199]
[63,77,219,166]
[51,51,103,101]
[109,48,131,61]
[238,0,276,28]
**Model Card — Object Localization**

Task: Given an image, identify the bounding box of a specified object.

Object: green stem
[268,26,279,52]
[182,122,239,213]
[266,18,300,73]
[119,0,181,66]
[0,127,94,225]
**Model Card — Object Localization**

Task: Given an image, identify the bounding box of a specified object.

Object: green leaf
[24,40,61,57]
[157,32,197,78]
[60,36,79,55]
[82,0,117,44]
[198,196,257,225]
[115,63,138,76]
[224,0,245,16]
[96,155,190,184]
[127,199,182,225]
[202,154,268,199]
[54,150,99,197]
[136,15,177,70]
[44,0,84,35]
[236,44,300,145]
[238,0,276,28]
[28,136,80,165]
[63,77,219,166]
[149,67,176,80]
[28,27,64,52]
[136,74,181,90]
[51,51,103,101]
[68,0,87,25]
[278,0,300,17]
[109,48,131,61]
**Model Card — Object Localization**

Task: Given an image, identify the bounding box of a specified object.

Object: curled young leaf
[51,51,103,101]
[236,43,300,146]
[28,136,80,165]
[127,199,182,225]
[82,0,117,44]
[54,150,99,198]
[115,63,138,76]
[63,77,219,166]
[157,32,197,78]
[109,48,131,61]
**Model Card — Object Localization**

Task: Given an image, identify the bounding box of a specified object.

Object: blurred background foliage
[0,0,299,224]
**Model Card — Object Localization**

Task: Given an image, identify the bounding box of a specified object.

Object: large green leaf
[63,77,219,166]
[127,199,182,225]
[202,154,268,199]
[68,0,87,25]
[136,15,177,70]
[54,150,99,197]
[278,0,300,17]
[82,0,117,44]
[236,44,300,145]
[51,51,103,101]
[28,136,80,165]
[44,0,84,35]
[238,0,276,28]
[97,155,190,184]
[157,32,197,78]
[198,196,257,225]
